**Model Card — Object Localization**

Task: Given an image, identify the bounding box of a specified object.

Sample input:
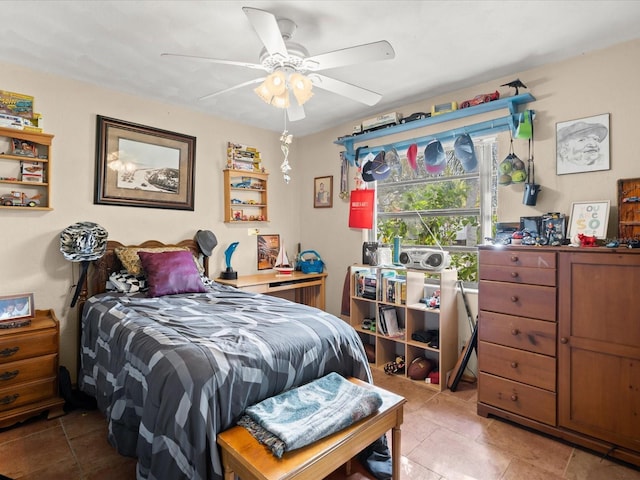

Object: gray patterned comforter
[79,283,371,480]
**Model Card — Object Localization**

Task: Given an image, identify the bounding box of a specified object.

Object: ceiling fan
[161,7,395,121]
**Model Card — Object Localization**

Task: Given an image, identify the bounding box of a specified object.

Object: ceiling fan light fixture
[265,70,287,95]
[271,90,290,109]
[254,82,273,104]
[289,72,313,106]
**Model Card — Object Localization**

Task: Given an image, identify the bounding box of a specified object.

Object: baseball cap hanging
[406,143,418,171]
[453,134,478,172]
[195,229,218,257]
[424,140,446,174]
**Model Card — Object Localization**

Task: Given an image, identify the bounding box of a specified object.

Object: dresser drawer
[0,354,57,389]
[0,330,57,364]
[479,311,556,355]
[0,377,58,413]
[479,250,556,269]
[479,372,556,425]
[480,265,556,286]
[478,341,556,391]
[479,280,556,321]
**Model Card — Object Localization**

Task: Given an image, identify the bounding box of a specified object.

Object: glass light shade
[271,91,290,108]
[254,82,273,104]
[289,72,313,105]
[265,71,287,96]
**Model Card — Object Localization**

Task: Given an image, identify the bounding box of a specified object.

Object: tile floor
[1,370,639,480]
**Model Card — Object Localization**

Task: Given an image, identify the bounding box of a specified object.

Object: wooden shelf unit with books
[348,265,458,392]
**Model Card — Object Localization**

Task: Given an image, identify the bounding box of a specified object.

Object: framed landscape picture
[95,116,196,210]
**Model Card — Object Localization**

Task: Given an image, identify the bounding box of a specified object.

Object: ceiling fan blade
[242,7,288,57]
[161,52,265,70]
[305,41,395,71]
[287,102,306,122]
[198,77,266,101]
[311,74,382,106]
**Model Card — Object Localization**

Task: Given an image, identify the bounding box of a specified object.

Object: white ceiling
[3,1,640,137]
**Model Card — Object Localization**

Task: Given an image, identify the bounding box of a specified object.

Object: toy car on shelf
[400,112,430,124]
[1,190,41,207]
[459,90,500,109]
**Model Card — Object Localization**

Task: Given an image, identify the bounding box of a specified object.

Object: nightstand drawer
[0,330,58,364]
[478,341,556,391]
[479,311,556,355]
[479,372,556,426]
[0,377,58,413]
[0,354,58,388]
[479,280,556,321]
[479,250,556,269]
[480,265,556,286]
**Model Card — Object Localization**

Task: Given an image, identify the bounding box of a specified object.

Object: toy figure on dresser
[570,233,598,247]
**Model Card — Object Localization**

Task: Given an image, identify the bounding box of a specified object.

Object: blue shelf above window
[335,93,535,164]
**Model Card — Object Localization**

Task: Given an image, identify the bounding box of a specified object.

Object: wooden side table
[0,309,65,428]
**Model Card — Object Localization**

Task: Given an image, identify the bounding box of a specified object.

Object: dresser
[478,246,640,467]
[0,309,65,428]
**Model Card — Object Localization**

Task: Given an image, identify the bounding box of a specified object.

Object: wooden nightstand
[0,309,65,428]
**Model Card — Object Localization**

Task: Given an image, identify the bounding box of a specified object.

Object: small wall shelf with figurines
[0,127,53,210]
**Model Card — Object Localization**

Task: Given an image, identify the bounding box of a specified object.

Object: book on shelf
[378,305,400,336]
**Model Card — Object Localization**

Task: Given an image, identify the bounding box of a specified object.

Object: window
[375,137,498,283]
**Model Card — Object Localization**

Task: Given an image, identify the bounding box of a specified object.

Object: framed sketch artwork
[95,116,196,210]
[314,176,333,208]
[556,113,610,175]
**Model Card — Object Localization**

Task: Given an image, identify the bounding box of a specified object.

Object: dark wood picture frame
[95,115,196,210]
[314,175,333,208]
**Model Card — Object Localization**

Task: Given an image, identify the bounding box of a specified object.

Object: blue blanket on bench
[238,372,383,458]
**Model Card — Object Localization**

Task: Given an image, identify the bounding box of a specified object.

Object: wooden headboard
[77,238,209,314]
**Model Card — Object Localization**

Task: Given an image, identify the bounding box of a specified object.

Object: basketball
[408,357,433,380]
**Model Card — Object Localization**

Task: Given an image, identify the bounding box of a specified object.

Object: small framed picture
[568,201,610,239]
[556,113,610,175]
[257,234,280,270]
[231,209,244,221]
[0,293,34,326]
[314,176,333,208]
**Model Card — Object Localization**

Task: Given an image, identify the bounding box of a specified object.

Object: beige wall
[3,38,639,376]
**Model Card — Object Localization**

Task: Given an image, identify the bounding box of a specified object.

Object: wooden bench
[217,377,406,480]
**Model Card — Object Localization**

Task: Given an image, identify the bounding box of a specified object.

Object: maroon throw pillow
[137,250,206,297]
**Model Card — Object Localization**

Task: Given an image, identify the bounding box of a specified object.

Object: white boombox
[398,247,450,272]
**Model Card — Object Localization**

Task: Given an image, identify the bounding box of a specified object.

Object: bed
[77,239,372,480]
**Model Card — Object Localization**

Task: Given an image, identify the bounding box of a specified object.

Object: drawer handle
[0,394,18,405]
[511,328,520,336]
[510,272,519,278]
[510,362,518,368]
[510,255,519,263]
[510,296,519,303]
[560,337,569,344]
[0,347,19,357]
[0,370,19,381]
[510,394,518,402]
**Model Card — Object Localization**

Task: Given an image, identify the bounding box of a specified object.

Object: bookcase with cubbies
[349,265,457,392]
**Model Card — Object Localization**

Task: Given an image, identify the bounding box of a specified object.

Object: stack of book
[378,305,402,337]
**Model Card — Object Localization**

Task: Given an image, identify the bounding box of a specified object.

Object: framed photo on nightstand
[0,293,34,328]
